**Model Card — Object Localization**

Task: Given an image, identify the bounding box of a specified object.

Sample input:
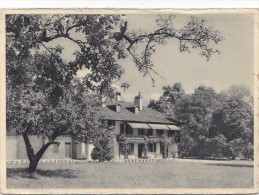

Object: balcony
[122,134,175,143]
[123,134,176,138]
[118,127,180,143]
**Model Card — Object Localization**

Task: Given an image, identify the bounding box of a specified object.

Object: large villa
[102,92,181,160]
[7,92,181,161]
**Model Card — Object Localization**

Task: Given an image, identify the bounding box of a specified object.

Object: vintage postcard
[0,9,258,194]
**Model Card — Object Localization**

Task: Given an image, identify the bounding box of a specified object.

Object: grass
[7,160,253,188]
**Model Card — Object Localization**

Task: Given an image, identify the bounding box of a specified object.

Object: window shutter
[120,124,125,134]
[175,131,180,143]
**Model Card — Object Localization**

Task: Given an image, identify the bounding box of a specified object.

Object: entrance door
[65,143,71,158]
[160,143,168,158]
[138,144,144,158]
[72,143,78,159]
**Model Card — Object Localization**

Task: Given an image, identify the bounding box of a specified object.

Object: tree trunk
[28,159,38,173]
[23,133,57,173]
[28,144,51,173]
[23,133,35,162]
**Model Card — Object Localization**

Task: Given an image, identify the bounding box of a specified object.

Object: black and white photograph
[1,9,258,194]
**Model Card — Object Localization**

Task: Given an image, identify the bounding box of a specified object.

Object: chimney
[116,104,121,113]
[134,106,139,114]
[134,92,142,111]
[116,92,121,101]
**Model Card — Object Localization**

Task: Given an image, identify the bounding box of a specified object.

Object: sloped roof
[101,101,179,125]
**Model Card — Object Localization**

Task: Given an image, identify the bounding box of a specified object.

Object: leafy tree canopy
[6,14,222,90]
[148,83,253,159]
[6,14,223,171]
[148,82,185,117]
[7,51,109,172]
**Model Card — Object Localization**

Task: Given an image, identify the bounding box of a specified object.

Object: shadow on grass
[206,163,253,168]
[7,168,79,179]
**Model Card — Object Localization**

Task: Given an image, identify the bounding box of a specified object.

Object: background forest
[148,83,254,160]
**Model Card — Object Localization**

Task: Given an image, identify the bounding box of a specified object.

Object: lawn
[7,160,253,188]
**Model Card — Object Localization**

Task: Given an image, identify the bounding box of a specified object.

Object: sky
[53,13,254,106]
[118,13,254,105]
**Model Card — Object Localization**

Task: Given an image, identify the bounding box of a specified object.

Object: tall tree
[210,97,253,142]
[152,84,254,159]
[6,14,222,88]
[228,84,251,100]
[210,85,254,155]
[188,86,219,138]
[148,82,186,117]
[6,14,223,171]
[176,86,220,158]
[91,128,113,162]
[7,52,108,172]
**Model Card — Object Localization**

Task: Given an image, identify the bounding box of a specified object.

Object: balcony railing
[121,134,179,143]
[122,134,175,138]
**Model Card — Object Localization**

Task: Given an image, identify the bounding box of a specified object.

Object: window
[156,130,164,136]
[119,143,124,155]
[128,143,134,155]
[119,143,134,155]
[125,124,133,135]
[168,130,176,136]
[53,144,59,153]
[147,129,153,136]
[138,128,145,135]
[108,120,115,127]
[148,143,156,152]
[120,124,133,135]
[175,131,180,143]
[65,143,71,158]
[120,124,125,134]
[166,130,180,143]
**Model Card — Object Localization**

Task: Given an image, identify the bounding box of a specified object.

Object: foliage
[203,134,234,159]
[7,52,107,172]
[228,84,253,103]
[162,83,186,104]
[148,82,185,117]
[185,86,219,138]
[143,136,149,159]
[242,143,254,160]
[6,14,222,88]
[117,134,129,159]
[210,97,253,142]
[178,132,197,157]
[6,14,223,171]
[91,129,113,162]
[159,134,172,158]
[149,83,254,160]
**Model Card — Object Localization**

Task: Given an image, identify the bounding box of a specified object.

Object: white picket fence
[6,157,179,164]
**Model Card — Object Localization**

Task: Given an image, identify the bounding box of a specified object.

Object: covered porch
[113,122,180,160]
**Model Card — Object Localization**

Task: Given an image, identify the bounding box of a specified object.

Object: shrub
[91,133,113,162]
[242,143,253,160]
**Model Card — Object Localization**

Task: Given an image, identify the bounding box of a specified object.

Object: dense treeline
[148,83,254,160]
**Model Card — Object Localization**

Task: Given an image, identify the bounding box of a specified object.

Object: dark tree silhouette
[6,14,223,172]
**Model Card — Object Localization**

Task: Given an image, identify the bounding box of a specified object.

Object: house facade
[6,92,181,161]
[102,92,181,160]
[6,132,94,160]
